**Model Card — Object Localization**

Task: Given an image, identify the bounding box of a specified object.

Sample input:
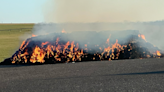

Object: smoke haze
[31,0,164,51]
[44,0,164,23]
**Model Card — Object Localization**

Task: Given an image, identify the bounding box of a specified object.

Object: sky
[0,0,46,23]
[1,0,164,23]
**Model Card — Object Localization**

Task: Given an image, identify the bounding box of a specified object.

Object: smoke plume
[43,0,164,23]
[31,0,164,51]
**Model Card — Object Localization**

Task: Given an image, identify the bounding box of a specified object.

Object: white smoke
[31,0,164,51]
[43,0,164,23]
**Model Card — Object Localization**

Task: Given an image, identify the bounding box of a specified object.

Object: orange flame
[11,33,162,64]
[19,40,26,49]
[19,40,30,51]
[70,41,74,52]
[30,46,45,63]
[106,38,109,44]
[106,35,111,45]
[138,34,147,42]
[156,50,161,56]
[62,29,66,33]
[41,41,49,47]
[56,37,59,45]
[141,34,146,41]
[32,34,37,37]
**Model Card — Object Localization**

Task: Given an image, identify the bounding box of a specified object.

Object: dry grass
[0,24,33,62]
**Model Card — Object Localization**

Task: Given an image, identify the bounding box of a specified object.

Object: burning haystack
[1,30,163,65]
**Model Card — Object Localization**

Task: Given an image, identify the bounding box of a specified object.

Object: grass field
[0,24,34,62]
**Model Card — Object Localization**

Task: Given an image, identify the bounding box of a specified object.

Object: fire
[106,38,109,44]
[156,50,161,56]
[32,34,37,37]
[19,40,26,50]
[19,40,30,51]
[2,31,163,65]
[41,41,49,47]
[30,46,45,63]
[12,37,128,64]
[141,34,146,41]
[106,35,111,45]
[138,34,147,42]
[61,29,66,33]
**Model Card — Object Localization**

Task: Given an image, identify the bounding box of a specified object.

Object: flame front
[9,33,163,64]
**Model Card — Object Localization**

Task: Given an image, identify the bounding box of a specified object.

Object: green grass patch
[0,24,33,62]
[0,23,34,30]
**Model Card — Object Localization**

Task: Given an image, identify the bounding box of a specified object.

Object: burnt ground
[0,58,164,92]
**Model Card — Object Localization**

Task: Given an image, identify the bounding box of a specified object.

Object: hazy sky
[0,0,45,23]
[1,0,164,23]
